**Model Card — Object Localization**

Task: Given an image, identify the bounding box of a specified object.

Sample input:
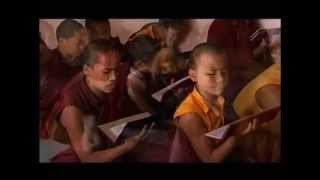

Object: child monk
[42,39,151,162]
[169,43,256,162]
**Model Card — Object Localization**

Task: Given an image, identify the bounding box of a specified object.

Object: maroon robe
[207,19,269,70]
[207,19,270,121]
[40,49,82,132]
[48,72,170,162]
[43,73,120,162]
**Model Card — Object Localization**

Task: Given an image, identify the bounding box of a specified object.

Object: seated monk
[127,19,188,51]
[84,19,125,59]
[40,19,89,135]
[126,36,181,117]
[207,19,272,122]
[122,36,181,162]
[126,19,191,96]
[84,19,131,120]
[233,35,281,162]
[170,43,257,163]
[43,39,152,162]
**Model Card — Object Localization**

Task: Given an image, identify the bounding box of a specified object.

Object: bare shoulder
[60,106,84,128]
[255,84,280,109]
[177,113,207,137]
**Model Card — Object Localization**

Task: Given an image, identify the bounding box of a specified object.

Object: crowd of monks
[39,19,281,163]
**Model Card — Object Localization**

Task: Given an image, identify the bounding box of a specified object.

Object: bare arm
[177,113,239,163]
[61,106,141,163]
[127,75,155,113]
[255,84,281,136]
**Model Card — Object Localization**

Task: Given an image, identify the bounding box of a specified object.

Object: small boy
[169,43,255,162]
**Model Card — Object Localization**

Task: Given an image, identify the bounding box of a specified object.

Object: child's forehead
[197,52,227,69]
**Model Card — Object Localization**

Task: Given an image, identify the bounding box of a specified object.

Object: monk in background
[207,19,271,122]
[84,19,124,56]
[127,19,189,51]
[40,19,89,137]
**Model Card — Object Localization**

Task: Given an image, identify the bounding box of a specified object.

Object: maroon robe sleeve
[207,20,231,48]
[39,66,61,122]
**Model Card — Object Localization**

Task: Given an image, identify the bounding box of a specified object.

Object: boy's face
[189,52,228,96]
[160,60,174,75]
[159,56,177,75]
[59,29,88,61]
[84,51,120,94]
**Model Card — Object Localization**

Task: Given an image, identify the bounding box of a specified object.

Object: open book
[152,76,190,102]
[250,28,281,42]
[205,105,280,140]
[98,112,152,142]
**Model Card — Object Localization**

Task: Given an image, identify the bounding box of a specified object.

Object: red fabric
[125,128,176,162]
[207,19,270,111]
[207,19,269,69]
[40,49,82,129]
[169,128,200,162]
[51,148,80,163]
[110,61,138,119]
[40,73,115,139]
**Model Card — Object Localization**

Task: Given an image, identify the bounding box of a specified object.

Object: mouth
[105,83,116,89]
[212,86,224,93]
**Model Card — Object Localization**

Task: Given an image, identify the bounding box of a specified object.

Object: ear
[58,38,67,47]
[83,64,91,76]
[188,68,197,82]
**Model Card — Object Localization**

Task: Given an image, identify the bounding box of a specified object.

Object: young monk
[233,35,281,162]
[84,19,130,119]
[126,36,180,117]
[106,36,179,162]
[85,19,111,41]
[207,19,272,122]
[43,39,151,162]
[127,19,187,50]
[40,19,89,137]
[169,43,256,162]
[84,19,124,54]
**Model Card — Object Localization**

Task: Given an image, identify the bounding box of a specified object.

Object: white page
[109,123,128,142]
[152,76,190,102]
[98,112,152,142]
[205,125,230,140]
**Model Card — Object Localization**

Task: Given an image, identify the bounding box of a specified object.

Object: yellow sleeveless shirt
[233,63,280,117]
[174,87,225,132]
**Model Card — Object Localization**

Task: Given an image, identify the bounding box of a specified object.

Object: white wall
[40,19,281,51]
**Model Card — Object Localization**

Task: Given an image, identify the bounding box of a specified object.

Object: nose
[216,70,224,84]
[110,71,116,81]
[79,44,85,52]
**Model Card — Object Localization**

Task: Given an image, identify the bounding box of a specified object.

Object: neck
[196,86,218,108]
[85,76,106,99]
[58,46,74,65]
